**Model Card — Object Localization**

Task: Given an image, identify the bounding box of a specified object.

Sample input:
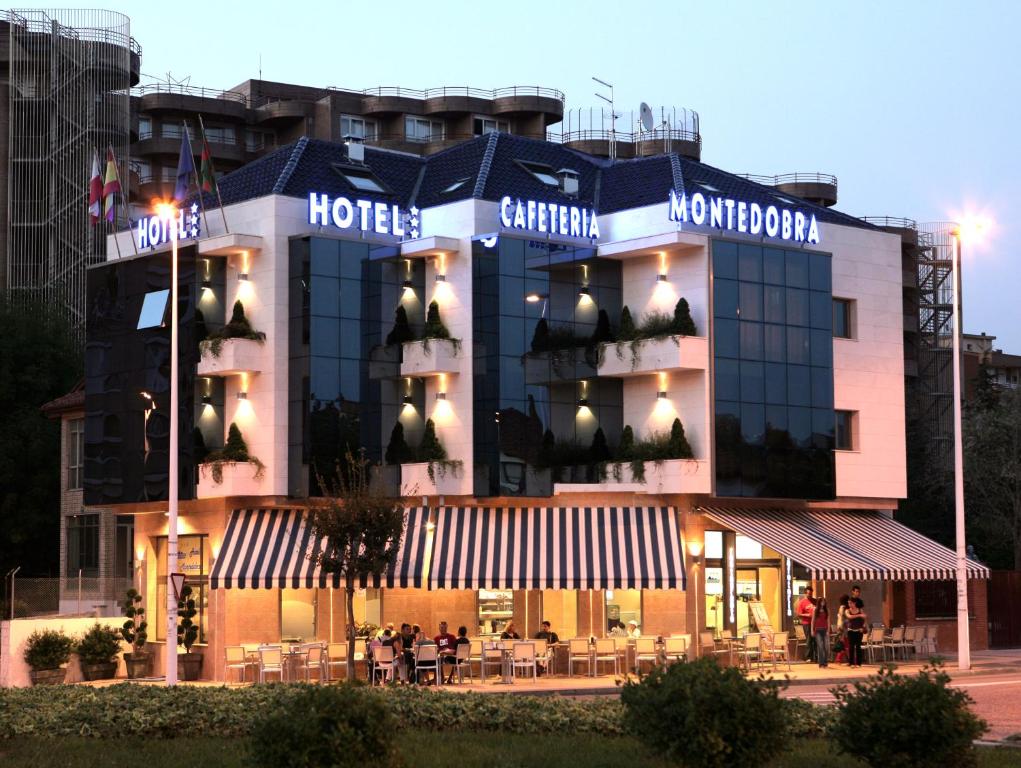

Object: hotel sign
[136,203,201,250]
[500,196,600,239]
[668,189,821,245]
[308,193,414,238]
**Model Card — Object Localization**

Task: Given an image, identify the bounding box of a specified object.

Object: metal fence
[3,576,134,619]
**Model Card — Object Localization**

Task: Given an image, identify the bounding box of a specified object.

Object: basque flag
[173,124,196,202]
[102,147,121,223]
[88,149,102,225]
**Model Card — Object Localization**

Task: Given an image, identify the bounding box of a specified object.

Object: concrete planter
[598,334,709,377]
[554,459,712,495]
[197,461,265,498]
[29,668,66,686]
[400,338,461,377]
[400,461,465,496]
[197,337,265,377]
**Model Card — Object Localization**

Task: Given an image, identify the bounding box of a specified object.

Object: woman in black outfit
[844,600,867,667]
[500,621,521,640]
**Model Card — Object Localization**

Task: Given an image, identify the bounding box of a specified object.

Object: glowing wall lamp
[656,273,668,283]
[434,392,447,401]
[236,391,248,401]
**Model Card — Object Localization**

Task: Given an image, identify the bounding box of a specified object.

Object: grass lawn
[1,733,1019,767]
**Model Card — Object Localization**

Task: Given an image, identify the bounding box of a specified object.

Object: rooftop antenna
[639,102,654,132]
[259,53,262,81]
[593,76,617,160]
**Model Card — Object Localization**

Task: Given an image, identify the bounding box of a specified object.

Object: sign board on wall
[499,196,600,239]
[308,193,415,238]
[668,189,821,245]
[136,203,201,250]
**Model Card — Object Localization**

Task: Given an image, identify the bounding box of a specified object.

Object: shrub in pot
[76,623,122,681]
[176,585,203,681]
[119,588,150,679]
[23,629,73,686]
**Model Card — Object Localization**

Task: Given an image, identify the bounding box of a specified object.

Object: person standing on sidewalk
[796,586,817,662]
[845,599,867,667]
[811,597,831,668]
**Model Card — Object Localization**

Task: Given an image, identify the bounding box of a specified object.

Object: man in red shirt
[796,586,817,661]
[434,621,458,682]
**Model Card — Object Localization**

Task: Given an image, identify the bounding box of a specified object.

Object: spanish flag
[102,147,121,223]
[88,149,103,225]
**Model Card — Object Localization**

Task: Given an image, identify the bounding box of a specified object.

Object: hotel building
[88,131,989,679]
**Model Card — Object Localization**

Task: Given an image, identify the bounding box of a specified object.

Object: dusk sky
[26,1,1020,349]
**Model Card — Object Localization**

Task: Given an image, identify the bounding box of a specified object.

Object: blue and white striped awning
[700,507,990,581]
[429,506,685,590]
[210,507,430,589]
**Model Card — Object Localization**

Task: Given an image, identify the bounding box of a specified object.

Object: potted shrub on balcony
[177,585,203,681]
[119,588,150,679]
[76,623,121,681]
[201,422,265,485]
[200,299,266,358]
[23,629,73,686]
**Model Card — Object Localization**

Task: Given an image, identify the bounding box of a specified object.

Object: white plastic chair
[371,644,396,685]
[415,644,441,685]
[761,631,791,671]
[885,626,910,661]
[594,638,619,676]
[326,642,347,681]
[664,635,688,663]
[634,637,660,674]
[481,641,507,682]
[452,641,473,684]
[258,645,284,683]
[469,638,484,678]
[568,638,592,677]
[735,633,761,672]
[864,627,887,663]
[298,644,326,682]
[225,645,248,684]
[511,642,537,680]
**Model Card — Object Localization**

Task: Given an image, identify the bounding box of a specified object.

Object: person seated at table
[608,619,627,637]
[399,622,416,681]
[626,620,641,638]
[500,621,521,640]
[534,620,559,645]
[415,625,435,646]
[443,625,471,683]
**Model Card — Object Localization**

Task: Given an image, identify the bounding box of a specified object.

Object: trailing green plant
[831,664,987,768]
[421,300,450,340]
[23,630,73,671]
[668,418,694,459]
[119,589,148,655]
[672,297,697,336]
[200,300,266,358]
[75,624,121,667]
[176,585,199,652]
[617,306,636,341]
[248,684,401,768]
[201,422,265,484]
[385,305,415,346]
[621,657,789,768]
[384,422,413,465]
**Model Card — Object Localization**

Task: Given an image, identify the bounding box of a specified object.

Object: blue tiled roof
[204,134,873,231]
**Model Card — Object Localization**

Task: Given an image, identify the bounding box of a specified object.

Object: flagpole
[109,144,138,256]
[104,144,123,260]
[183,120,210,238]
[92,146,121,259]
[197,114,230,234]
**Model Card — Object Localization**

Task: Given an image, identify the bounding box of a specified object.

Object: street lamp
[155,201,180,686]
[950,214,989,672]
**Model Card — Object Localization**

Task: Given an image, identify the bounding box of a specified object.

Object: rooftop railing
[3,9,141,55]
[133,82,247,103]
[548,126,701,147]
[739,172,838,187]
[352,85,565,103]
[861,215,918,230]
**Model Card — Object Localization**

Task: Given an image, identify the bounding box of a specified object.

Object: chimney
[556,168,579,196]
[343,135,365,164]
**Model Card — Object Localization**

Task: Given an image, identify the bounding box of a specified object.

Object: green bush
[530,317,550,352]
[384,422,413,465]
[590,309,614,345]
[23,630,73,671]
[668,418,694,459]
[119,589,147,653]
[672,297,697,336]
[248,684,400,768]
[831,664,987,768]
[75,624,121,666]
[385,305,415,346]
[421,301,450,340]
[617,306,636,341]
[621,658,788,768]
[202,300,266,356]
[589,427,611,463]
[417,418,446,463]
[617,425,635,460]
[177,585,199,652]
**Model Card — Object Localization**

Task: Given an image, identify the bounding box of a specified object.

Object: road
[783,672,1021,741]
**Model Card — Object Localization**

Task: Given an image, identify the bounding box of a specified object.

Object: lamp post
[156,202,180,686]
[950,226,969,670]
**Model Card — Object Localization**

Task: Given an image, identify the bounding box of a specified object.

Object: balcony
[598,335,709,378]
[554,458,711,495]
[523,348,598,385]
[197,461,265,499]
[197,338,265,377]
[400,339,461,378]
[400,461,466,496]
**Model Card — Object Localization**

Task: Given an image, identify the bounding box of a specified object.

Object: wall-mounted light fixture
[402,279,414,290]
[236,391,248,401]
[201,394,212,405]
[657,390,668,399]
[656,273,668,283]
[435,392,446,401]
[578,286,591,297]
[434,273,446,283]
[402,394,414,405]
[238,272,249,282]
[201,278,212,290]
[577,397,589,407]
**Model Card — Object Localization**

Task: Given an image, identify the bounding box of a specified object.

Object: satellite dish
[639,102,654,132]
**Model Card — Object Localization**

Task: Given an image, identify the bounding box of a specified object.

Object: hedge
[0,683,834,741]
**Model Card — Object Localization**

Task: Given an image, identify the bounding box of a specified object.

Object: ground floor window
[914,580,956,619]
[115,515,134,582]
[281,588,318,642]
[478,589,514,635]
[66,514,100,577]
[605,589,641,634]
[703,529,784,636]
[155,534,209,643]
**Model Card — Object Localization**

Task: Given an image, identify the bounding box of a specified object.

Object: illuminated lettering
[664,189,823,244]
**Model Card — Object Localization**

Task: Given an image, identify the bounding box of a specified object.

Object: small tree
[310,451,405,679]
[669,418,694,459]
[536,428,556,468]
[618,306,636,341]
[385,305,414,347]
[384,422,412,465]
[119,588,148,655]
[192,427,208,466]
[618,425,635,460]
[672,297,697,336]
[417,418,447,462]
[590,427,612,463]
[530,317,550,352]
[590,309,614,345]
[176,585,199,652]
[421,300,450,340]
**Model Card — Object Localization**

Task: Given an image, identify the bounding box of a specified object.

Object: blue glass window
[714,279,739,319]
[738,282,763,322]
